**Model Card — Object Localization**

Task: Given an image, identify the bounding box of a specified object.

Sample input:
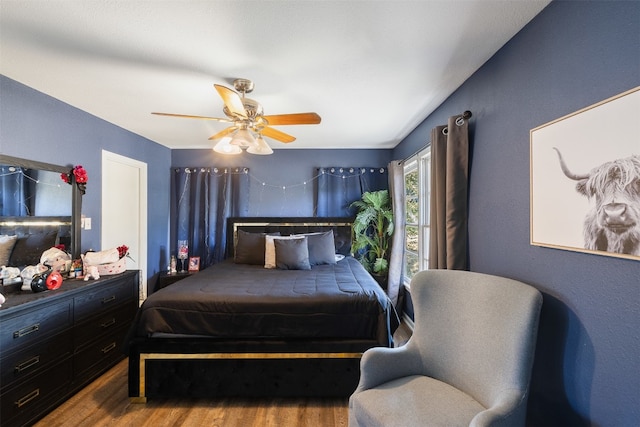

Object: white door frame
[101,150,148,303]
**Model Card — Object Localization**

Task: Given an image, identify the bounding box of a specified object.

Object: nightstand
[156,271,194,290]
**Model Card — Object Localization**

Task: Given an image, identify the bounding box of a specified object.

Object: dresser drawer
[1,330,73,390]
[0,300,72,356]
[74,303,136,349]
[74,326,128,381]
[0,358,72,427]
[73,277,136,323]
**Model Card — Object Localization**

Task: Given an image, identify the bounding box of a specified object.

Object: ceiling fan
[152,78,321,154]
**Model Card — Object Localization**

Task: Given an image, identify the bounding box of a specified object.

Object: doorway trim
[101,150,148,303]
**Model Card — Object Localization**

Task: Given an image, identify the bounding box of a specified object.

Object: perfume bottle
[170,255,177,273]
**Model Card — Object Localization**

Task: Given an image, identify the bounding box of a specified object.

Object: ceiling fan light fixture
[230,128,257,147]
[246,134,274,155]
[213,137,242,155]
[153,79,320,149]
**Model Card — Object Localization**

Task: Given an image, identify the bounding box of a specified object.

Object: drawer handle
[101,342,117,354]
[13,323,40,339]
[15,356,40,373]
[101,295,116,304]
[15,388,40,408]
[101,318,116,328]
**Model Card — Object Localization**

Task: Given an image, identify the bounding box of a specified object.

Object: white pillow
[264,235,305,269]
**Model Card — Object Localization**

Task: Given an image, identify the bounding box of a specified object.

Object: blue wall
[171,149,391,216]
[1,75,171,280]
[393,2,640,425]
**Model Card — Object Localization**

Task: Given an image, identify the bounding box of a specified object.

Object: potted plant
[350,189,394,288]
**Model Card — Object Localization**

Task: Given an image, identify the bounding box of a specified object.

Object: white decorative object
[40,247,71,274]
[84,265,100,281]
[83,248,119,265]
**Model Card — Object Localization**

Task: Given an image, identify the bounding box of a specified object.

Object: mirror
[0,154,82,259]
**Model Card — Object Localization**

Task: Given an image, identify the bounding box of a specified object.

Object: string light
[173,166,387,216]
[174,166,385,185]
[1,166,71,216]
[0,168,62,188]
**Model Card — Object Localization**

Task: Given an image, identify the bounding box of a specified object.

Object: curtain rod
[401,110,472,163]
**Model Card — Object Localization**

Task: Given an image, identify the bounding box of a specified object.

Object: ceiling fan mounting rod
[233,78,254,96]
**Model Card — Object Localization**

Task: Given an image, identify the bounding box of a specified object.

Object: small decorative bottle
[170,255,177,274]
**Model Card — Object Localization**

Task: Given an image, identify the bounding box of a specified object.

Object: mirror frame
[0,154,82,259]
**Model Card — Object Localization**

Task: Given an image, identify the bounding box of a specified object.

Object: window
[403,147,431,286]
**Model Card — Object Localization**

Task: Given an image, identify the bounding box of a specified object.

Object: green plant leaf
[373,257,388,274]
[350,189,393,275]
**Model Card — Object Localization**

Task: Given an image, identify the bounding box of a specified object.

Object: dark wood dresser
[0,270,139,427]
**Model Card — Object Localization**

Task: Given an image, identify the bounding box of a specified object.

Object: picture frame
[188,256,200,272]
[530,86,639,261]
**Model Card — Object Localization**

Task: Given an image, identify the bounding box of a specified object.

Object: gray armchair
[349,270,542,427]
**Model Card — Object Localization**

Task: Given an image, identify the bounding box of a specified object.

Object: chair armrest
[470,389,527,427]
[354,343,424,392]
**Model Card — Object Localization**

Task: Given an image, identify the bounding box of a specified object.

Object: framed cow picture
[530,86,640,261]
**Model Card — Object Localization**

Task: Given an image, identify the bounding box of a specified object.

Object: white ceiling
[0,0,550,150]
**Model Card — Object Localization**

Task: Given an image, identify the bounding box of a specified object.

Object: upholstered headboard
[0,216,71,267]
[226,217,354,258]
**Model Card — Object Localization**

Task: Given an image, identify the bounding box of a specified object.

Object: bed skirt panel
[127,338,376,399]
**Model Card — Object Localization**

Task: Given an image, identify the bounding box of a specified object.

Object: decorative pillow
[265,235,305,269]
[0,235,18,266]
[8,231,58,267]
[274,237,311,270]
[235,230,279,265]
[302,231,337,265]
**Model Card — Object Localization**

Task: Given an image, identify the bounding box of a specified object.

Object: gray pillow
[304,231,337,265]
[234,230,280,265]
[0,235,18,266]
[275,237,311,270]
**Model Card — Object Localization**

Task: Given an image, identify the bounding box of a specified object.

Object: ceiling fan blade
[214,84,247,119]
[151,112,232,122]
[262,112,321,126]
[208,126,238,140]
[261,126,296,143]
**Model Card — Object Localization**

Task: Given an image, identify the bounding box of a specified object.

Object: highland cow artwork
[530,87,640,260]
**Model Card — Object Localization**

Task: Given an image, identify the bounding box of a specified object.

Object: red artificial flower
[60,165,88,194]
[117,245,129,259]
[73,165,88,184]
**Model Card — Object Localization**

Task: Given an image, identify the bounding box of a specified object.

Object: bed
[126,217,393,402]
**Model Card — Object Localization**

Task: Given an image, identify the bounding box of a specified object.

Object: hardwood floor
[34,359,349,427]
[35,323,411,426]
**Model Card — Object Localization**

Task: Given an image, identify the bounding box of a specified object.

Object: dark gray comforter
[133,257,390,341]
